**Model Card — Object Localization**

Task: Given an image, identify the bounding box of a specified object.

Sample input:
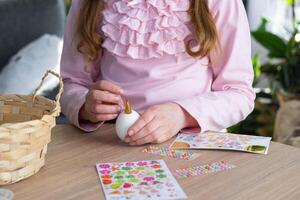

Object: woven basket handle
[33,70,64,108]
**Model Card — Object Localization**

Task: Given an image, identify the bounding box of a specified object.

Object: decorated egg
[116,101,140,141]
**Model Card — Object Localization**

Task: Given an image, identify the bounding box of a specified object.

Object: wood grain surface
[4,124,300,200]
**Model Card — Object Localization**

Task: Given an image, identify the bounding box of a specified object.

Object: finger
[127,117,160,142]
[127,111,154,137]
[129,126,165,146]
[93,80,124,95]
[129,134,154,146]
[152,131,169,144]
[89,90,122,104]
[89,114,118,123]
[91,104,121,114]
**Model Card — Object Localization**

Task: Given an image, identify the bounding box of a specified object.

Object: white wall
[247,0,293,62]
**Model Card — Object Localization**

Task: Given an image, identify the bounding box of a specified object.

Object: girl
[60,0,255,146]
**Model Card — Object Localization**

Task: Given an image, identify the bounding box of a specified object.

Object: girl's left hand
[124,103,197,145]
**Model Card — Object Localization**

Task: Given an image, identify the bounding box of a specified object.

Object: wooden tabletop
[4,124,300,200]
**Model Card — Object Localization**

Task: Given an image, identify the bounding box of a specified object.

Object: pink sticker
[123,183,133,188]
[99,164,110,169]
[137,161,148,166]
[143,177,155,182]
[125,162,135,167]
[100,170,111,175]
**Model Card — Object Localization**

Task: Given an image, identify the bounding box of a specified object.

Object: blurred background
[0,0,299,147]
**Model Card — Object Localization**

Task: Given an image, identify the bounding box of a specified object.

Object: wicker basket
[0,70,63,185]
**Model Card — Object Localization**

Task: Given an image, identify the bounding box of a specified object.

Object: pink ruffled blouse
[60,0,255,133]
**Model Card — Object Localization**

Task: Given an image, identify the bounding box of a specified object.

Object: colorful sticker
[176,161,236,178]
[170,131,272,154]
[142,146,199,160]
[96,160,187,200]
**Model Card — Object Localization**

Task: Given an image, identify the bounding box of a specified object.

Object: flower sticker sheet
[96,160,187,200]
[170,131,272,155]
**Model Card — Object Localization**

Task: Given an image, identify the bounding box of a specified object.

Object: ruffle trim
[101,0,192,59]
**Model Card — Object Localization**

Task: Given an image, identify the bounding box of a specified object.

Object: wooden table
[4,124,300,200]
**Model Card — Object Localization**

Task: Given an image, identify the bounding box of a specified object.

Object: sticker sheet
[170,131,272,154]
[96,160,187,200]
[142,146,199,160]
[175,161,236,178]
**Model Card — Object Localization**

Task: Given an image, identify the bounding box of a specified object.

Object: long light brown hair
[76,0,218,64]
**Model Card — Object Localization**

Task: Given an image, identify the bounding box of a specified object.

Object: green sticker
[157,174,167,179]
[114,175,124,179]
[126,175,135,179]
[121,167,132,171]
[146,171,155,176]
[129,178,140,183]
[111,184,121,189]
[116,179,125,184]
[246,145,266,154]
[115,170,125,175]
[135,166,145,171]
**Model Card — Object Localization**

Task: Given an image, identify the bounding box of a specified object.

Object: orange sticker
[171,142,190,148]
[124,190,133,195]
[112,166,119,171]
[102,175,112,179]
[103,179,112,184]
[128,170,139,175]
[110,190,121,195]
[151,164,161,169]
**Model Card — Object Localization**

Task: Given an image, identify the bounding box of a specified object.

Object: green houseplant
[227,56,277,137]
[65,0,72,13]
[252,0,300,106]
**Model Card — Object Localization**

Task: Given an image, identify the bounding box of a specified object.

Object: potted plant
[227,55,278,137]
[65,0,72,13]
[251,0,300,106]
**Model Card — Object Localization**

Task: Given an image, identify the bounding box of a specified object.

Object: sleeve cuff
[175,98,207,133]
[61,88,103,132]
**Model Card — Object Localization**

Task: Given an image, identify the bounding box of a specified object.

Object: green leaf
[260,63,279,75]
[285,0,294,5]
[257,17,268,32]
[252,54,261,83]
[251,31,287,58]
[279,57,300,93]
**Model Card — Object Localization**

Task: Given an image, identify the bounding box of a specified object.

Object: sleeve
[60,0,103,132]
[175,0,255,133]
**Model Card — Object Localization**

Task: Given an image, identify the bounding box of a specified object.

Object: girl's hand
[124,103,197,145]
[79,80,124,123]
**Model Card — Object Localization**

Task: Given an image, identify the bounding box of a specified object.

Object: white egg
[115,110,140,141]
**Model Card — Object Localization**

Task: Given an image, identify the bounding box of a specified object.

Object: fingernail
[115,95,120,101]
[120,97,125,103]
[124,138,130,143]
[119,89,124,94]
[128,130,134,136]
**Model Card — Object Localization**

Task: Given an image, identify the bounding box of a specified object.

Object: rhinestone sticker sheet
[142,146,199,160]
[175,161,236,178]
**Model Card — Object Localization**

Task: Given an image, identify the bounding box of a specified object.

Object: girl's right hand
[79,80,124,123]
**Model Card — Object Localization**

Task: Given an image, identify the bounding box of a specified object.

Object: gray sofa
[0,0,66,123]
[0,0,65,70]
